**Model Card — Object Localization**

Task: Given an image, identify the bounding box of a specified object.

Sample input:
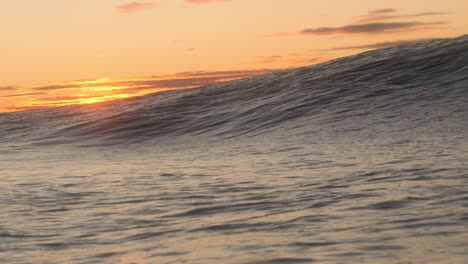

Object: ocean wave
[1,35,467,146]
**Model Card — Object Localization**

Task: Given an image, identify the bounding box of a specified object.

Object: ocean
[0,35,467,264]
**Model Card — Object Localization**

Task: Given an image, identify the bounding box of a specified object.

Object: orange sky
[1,0,467,112]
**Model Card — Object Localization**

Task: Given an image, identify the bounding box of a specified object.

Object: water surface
[1,35,467,264]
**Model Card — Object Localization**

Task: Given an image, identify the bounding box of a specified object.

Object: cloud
[4,69,279,112]
[300,21,445,36]
[110,75,254,90]
[332,38,432,50]
[1,92,46,98]
[256,54,325,67]
[185,0,231,4]
[32,69,275,92]
[360,9,450,22]
[18,70,287,110]
[115,2,160,13]
[289,55,324,66]
[172,69,273,77]
[0,86,16,91]
[291,8,449,37]
[1,69,274,111]
[35,95,97,102]
[370,8,398,15]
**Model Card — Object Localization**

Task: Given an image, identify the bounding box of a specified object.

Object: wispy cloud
[185,0,231,4]
[299,21,445,36]
[4,69,274,111]
[257,54,324,66]
[115,2,160,13]
[32,70,273,92]
[289,8,449,37]
[359,8,450,22]
[173,69,273,77]
[1,92,46,98]
[332,38,432,50]
[0,86,16,92]
[370,8,398,15]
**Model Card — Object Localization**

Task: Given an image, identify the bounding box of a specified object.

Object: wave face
[1,35,468,145]
[0,35,467,264]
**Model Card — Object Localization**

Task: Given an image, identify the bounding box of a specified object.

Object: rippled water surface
[1,35,467,263]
